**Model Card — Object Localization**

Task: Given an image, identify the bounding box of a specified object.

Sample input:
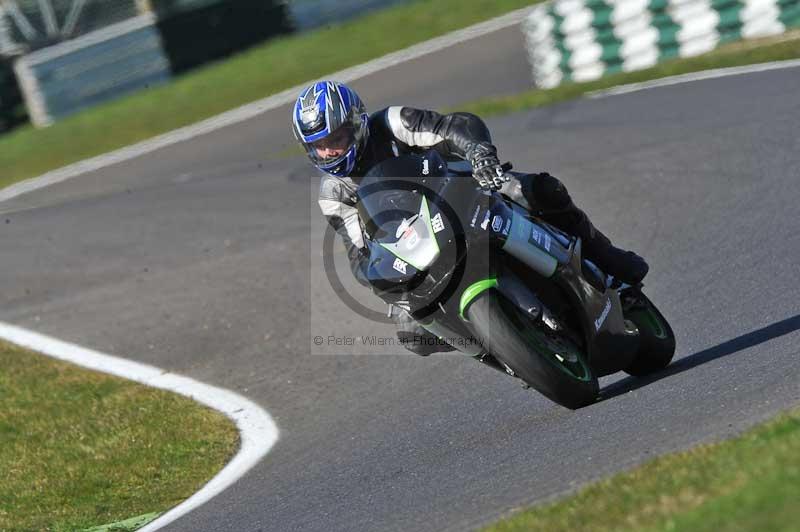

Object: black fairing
[358,152,475,307]
[554,239,640,376]
[363,150,448,180]
[363,242,422,295]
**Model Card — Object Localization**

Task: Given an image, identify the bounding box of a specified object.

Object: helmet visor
[306,124,357,167]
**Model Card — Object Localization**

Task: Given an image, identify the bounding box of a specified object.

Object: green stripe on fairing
[420,194,440,256]
[377,244,428,271]
[459,278,498,320]
[378,196,440,271]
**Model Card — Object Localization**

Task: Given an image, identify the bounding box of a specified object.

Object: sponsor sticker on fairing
[594,298,612,331]
[431,212,445,233]
[393,258,408,274]
[502,218,512,236]
[491,215,503,232]
[469,206,481,228]
[403,227,419,249]
[529,227,542,245]
[480,211,491,231]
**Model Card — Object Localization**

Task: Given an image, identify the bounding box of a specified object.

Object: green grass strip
[0,340,239,532]
[0,0,535,190]
[458,31,800,118]
[81,512,160,532]
[484,406,800,532]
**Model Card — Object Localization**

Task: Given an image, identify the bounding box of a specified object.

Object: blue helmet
[292,81,369,177]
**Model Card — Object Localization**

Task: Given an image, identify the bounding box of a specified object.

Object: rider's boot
[393,306,456,356]
[521,172,649,285]
[397,329,456,356]
[560,203,649,285]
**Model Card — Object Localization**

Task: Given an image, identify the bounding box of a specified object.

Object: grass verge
[0,340,239,531]
[459,30,800,117]
[484,406,800,532]
[0,0,535,190]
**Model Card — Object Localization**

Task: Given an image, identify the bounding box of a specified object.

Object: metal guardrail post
[12,55,50,126]
[12,13,171,127]
[0,2,20,57]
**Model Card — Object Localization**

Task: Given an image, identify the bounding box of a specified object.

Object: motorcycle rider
[293,81,648,355]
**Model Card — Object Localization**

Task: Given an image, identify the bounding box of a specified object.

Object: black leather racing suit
[318,106,578,355]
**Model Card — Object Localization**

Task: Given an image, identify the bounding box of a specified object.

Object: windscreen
[357,152,447,242]
[357,187,424,243]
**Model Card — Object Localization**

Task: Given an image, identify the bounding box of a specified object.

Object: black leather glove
[466,142,509,191]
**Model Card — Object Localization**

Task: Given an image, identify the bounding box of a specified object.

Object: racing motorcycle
[357,151,675,409]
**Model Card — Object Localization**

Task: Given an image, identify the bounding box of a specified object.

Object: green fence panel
[153,0,292,74]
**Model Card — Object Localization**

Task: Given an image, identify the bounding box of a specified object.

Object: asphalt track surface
[2,24,800,532]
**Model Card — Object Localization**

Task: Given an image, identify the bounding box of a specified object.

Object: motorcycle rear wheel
[466,290,599,409]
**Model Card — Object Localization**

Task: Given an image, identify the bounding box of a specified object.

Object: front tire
[623,293,676,377]
[466,290,598,409]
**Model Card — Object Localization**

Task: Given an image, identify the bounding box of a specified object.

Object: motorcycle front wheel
[466,290,598,409]
[623,292,676,377]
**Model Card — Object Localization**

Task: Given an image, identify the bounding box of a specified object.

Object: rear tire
[623,294,676,377]
[466,290,598,409]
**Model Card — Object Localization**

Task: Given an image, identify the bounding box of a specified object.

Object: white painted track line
[0,321,279,531]
[0,6,535,204]
[587,58,800,99]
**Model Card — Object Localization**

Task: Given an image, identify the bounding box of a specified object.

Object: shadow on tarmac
[600,313,800,400]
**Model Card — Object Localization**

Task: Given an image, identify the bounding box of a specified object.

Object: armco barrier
[13,14,171,127]
[523,0,800,88]
[2,0,407,129]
